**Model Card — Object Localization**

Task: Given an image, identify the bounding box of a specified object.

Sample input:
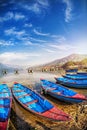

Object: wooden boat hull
[12,83,70,121]
[41,79,87,103]
[0,121,8,130]
[64,74,87,80]
[0,84,12,130]
[77,72,87,75]
[55,77,87,88]
[42,88,85,103]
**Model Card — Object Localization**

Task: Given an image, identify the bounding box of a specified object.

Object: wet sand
[0,71,87,130]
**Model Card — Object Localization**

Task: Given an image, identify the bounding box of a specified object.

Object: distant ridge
[0,63,14,72]
[0,63,23,73]
[1,54,87,70]
[38,54,87,67]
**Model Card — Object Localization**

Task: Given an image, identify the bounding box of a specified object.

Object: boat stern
[41,106,71,121]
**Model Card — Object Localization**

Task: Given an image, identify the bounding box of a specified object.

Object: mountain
[0,63,23,74]
[0,63,8,70]
[35,54,87,69]
[0,63,13,72]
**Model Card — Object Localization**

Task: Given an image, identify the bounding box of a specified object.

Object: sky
[0,0,87,66]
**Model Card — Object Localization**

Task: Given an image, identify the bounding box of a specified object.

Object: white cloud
[24,41,33,45]
[44,48,55,53]
[20,0,49,15]
[63,0,72,22]
[51,35,66,43]
[29,36,46,43]
[23,3,41,14]
[37,0,49,7]
[14,13,25,20]
[33,29,49,36]
[4,27,47,46]
[72,39,87,54]
[24,23,33,28]
[49,43,75,51]
[0,12,13,22]
[5,27,26,37]
[0,52,41,66]
[0,40,14,46]
[0,12,25,22]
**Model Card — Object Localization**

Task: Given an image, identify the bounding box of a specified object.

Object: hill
[0,63,23,75]
[32,54,87,71]
[42,54,87,67]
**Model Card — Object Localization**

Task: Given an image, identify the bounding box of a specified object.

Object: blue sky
[0,0,87,66]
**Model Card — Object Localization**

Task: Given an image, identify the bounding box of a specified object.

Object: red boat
[12,82,71,121]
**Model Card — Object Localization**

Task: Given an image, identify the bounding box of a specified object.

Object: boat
[77,72,87,75]
[63,74,87,80]
[12,82,70,121]
[40,79,87,103]
[0,84,12,130]
[55,77,87,88]
[66,69,78,73]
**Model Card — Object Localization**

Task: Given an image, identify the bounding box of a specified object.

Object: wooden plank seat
[47,87,56,91]
[0,104,10,108]
[0,92,8,94]
[17,93,31,98]
[55,90,64,95]
[13,90,24,93]
[25,99,38,106]
[0,97,10,99]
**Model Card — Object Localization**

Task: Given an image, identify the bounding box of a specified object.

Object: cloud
[29,36,47,43]
[20,0,49,15]
[49,43,75,51]
[24,41,33,45]
[33,29,49,36]
[37,0,49,7]
[0,12,13,22]
[4,27,47,46]
[0,52,41,66]
[0,40,14,46]
[24,23,33,28]
[63,0,72,22]
[44,48,55,53]
[24,3,41,14]
[5,27,26,37]
[51,35,66,43]
[0,12,25,22]
[14,13,25,20]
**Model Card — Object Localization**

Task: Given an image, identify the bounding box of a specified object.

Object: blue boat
[63,74,87,80]
[12,82,70,121]
[77,72,87,75]
[55,77,87,88]
[66,69,78,73]
[0,84,12,130]
[40,79,87,103]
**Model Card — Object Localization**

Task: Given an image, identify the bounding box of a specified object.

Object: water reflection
[0,71,87,95]
[0,71,57,87]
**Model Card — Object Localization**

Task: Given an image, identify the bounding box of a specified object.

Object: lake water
[0,71,57,88]
[0,71,87,95]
